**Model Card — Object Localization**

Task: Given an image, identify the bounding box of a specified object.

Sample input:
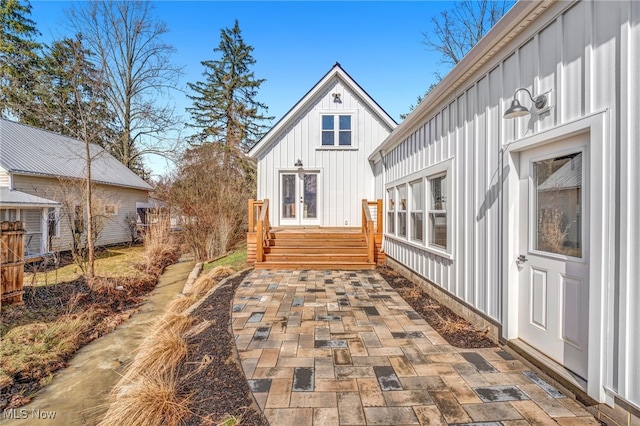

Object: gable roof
[0,119,152,191]
[249,63,397,158]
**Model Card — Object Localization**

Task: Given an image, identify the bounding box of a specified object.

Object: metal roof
[0,119,152,191]
[0,187,60,208]
[538,154,582,191]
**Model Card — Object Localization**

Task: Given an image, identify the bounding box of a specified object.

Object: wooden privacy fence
[1,221,25,305]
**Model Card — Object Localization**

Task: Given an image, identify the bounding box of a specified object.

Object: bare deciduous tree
[401,0,514,119]
[67,0,183,176]
[157,143,255,261]
[422,0,514,67]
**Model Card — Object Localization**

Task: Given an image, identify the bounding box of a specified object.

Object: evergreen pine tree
[30,35,115,148]
[0,0,42,119]
[186,19,272,153]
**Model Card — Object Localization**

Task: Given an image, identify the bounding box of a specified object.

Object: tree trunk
[84,137,95,284]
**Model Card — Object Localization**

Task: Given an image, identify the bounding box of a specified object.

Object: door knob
[516,254,527,265]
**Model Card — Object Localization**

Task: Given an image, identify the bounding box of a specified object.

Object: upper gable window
[321,114,352,146]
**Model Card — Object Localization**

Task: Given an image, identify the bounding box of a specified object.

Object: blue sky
[29,1,456,176]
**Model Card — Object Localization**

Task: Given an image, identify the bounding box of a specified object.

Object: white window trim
[317,110,357,149]
[427,172,447,250]
[385,158,454,259]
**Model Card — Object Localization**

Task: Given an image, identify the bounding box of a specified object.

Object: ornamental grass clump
[99,312,195,426]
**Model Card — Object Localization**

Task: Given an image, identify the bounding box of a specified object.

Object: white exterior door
[280,171,320,226]
[517,137,589,380]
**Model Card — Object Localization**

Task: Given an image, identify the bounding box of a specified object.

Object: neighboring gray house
[0,119,152,260]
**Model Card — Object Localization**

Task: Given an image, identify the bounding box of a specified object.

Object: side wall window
[385,159,453,257]
[387,188,395,234]
[74,205,84,234]
[428,174,447,249]
[397,185,407,238]
[410,180,423,242]
[48,207,60,238]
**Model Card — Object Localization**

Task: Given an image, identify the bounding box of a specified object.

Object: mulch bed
[180,270,269,426]
[377,265,496,348]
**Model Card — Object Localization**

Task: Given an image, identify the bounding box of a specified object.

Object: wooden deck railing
[248,199,270,263]
[362,199,383,264]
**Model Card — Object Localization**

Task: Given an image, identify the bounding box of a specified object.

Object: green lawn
[25,245,147,286]
[203,244,250,271]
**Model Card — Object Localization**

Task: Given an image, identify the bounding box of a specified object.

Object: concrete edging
[181,262,204,295]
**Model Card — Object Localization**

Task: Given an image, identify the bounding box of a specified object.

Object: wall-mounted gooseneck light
[503,88,548,119]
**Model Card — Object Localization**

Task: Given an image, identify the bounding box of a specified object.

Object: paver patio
[232,269,599,425]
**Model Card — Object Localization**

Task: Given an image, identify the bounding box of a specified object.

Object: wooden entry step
[253,229,376,270]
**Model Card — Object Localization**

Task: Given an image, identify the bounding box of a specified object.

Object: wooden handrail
[255,199,270,263]
[362,199,375,263]
[248,199,264,233]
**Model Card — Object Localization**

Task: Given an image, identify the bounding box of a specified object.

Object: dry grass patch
[1,218,180,410]
[1,312,92,382]
[99,370,190,426]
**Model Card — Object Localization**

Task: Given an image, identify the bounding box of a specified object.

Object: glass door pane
[303,174,317,219]
[282,174,296,219]
[533,152,582,257]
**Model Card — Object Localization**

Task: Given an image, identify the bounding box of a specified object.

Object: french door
[280,171,320,226]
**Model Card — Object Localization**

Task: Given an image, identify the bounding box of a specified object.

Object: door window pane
[303,174,317,219]
[282,174,296,218]
[533,152,582,257]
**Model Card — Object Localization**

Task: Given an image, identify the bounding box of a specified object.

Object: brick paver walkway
[232,269,599,425]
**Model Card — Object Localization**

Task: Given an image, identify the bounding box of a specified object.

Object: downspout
[498,144,505,342]
[379,150,386,251]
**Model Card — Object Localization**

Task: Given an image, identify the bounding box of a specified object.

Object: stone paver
[233,270,598,425]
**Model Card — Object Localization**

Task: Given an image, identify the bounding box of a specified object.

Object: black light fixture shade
[504,99,530,118]
[504,88,548,119]
[294,159,303,167]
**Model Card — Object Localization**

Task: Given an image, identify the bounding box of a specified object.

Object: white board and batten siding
[373,0,639,408]
[252,65,396,228]
[12,174,148,251]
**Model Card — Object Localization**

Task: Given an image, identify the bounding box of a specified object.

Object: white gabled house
[0,119,152,260]
[368,0,639,421]
[248,1,639,419]
[249,63,397,229]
